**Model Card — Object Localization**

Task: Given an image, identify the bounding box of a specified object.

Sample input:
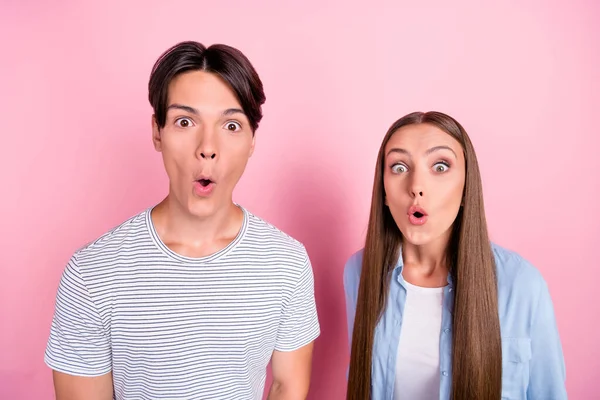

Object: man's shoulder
[73,208,150,264]
[243,209,308,262]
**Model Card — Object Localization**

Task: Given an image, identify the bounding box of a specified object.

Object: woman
[344,111,566,399]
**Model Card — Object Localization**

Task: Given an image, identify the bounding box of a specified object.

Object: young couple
[45,41,567,400]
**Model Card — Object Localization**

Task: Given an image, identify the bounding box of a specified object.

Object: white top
[394,279,445,400]
[45,206,320,400]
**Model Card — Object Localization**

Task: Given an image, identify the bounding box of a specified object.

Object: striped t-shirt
[44,205,321,399]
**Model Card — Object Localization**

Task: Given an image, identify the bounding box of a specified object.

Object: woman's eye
[224,121,242,132]
[175,118,193,128]
[392,164,408,174]
[433,162,449,172]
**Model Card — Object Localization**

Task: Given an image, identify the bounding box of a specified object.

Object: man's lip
[408,205,428,216]
[195,175,215,183]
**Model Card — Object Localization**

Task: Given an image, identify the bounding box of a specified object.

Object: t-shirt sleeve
[274,252,320,352]
[44,256,112,376]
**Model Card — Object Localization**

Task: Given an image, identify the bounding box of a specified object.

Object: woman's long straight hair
[347,111,502,399]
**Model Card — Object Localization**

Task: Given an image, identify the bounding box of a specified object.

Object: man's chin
[186,199,218,219]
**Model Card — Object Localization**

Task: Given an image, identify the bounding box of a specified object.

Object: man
[45,41,320,399]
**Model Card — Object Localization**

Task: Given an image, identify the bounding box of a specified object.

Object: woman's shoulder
[344,248,364,271]
[491,242,547,294]
[343,248,364,295]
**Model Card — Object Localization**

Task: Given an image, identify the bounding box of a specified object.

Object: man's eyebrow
[166,105,245,117]
[222,108,245,116]
[167,104,198,114]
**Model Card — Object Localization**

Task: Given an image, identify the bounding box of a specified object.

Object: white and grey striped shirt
[44,205,320,399]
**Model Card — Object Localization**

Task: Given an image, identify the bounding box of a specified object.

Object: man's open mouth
[196,178,213,187]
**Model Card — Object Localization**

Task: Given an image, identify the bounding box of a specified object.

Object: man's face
[152,70,255,218]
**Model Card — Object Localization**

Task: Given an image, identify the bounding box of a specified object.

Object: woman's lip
[408,213,428,225]
[408,205,428,216]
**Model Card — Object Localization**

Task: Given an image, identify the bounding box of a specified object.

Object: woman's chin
[400,229,433,246]
[400,225,454,249]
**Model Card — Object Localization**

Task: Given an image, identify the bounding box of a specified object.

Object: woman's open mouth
[408,205,428,226]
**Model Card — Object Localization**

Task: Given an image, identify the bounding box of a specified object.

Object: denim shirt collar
[392,246,455,312]
[392,246,455,287]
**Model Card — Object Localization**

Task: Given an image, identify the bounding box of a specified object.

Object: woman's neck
[401,233,450,288]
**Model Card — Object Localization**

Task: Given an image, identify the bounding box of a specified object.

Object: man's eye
[224,121,242,132]
[175,118,193,128]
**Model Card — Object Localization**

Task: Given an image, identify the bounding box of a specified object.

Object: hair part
[347,111,502,399]
[148,41,266,133]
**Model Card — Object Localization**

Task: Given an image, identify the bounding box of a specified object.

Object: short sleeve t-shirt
[45,205,321,399]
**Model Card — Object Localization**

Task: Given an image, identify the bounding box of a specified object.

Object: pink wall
[1,1,598,398]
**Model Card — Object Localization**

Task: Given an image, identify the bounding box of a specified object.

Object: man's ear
[152,115,162,152]
[248,134,256,158]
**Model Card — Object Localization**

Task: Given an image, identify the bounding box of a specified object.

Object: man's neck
[151,196,244,258]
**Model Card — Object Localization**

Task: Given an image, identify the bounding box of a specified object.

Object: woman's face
[383,123,466,247]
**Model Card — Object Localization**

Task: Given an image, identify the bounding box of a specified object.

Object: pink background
[1,1,598,398]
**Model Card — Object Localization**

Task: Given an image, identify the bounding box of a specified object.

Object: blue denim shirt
[343,243,567,399]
